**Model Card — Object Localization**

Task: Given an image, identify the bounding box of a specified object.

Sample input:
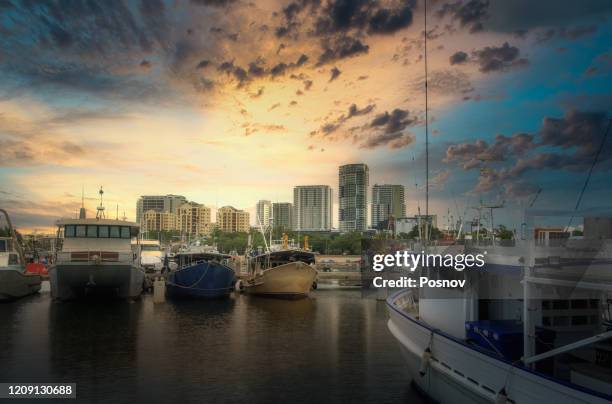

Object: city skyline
[1,1,611,232]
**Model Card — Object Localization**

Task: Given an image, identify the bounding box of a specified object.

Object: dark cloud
[483,1,612,33]
[315,0,415,35]
[317,36,369,65]
[471,42,528,73]
[449,51,468,65]
[196,60,211,69]
[270,62,288,77]
[445,110,612,193]
[370,109,415,134]
[190,0,237,7]
[437,0,489,33]
[360,131,413,149]
[312,103,376,136]
[294,54,308,67]
[329,66,341,81]
[368,4,414,34]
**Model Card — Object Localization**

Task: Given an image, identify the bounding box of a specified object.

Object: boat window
[120,226,131,239]
[0,239,6,252]
[98,226,109,238]
[76,225,87,237]
[110,226,120,238]
[65,225,76,238]
[87,225,98,238]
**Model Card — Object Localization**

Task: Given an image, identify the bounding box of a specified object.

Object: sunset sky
[0,0,611,232]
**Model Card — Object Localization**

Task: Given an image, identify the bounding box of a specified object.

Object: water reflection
[1,287,423,403]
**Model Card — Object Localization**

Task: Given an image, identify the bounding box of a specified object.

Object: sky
[0,0,611,232]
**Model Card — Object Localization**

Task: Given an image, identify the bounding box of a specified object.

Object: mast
[424,0,429,241]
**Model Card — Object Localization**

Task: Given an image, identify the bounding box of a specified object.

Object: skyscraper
[293,186,332,231]
[136,194,187,224]
[372,184,406,229]
[255,200,272,227]
[338,163,369,232]
[272,202,293,231]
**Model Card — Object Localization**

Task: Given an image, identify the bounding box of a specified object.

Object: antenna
[96,186,106,220]
[79,186,87,219]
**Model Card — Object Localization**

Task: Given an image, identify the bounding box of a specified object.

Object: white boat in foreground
[386,208,612,403]
[49,189,145,300]
[0,209,41,301]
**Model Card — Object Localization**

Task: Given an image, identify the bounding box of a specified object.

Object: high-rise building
[338,163,369,232]
[136,195,187,224]
[217,206,250,233]
[141,210,178,233]
[293,186,332,231]
[272,202,293,231]
[177,202,212,237]
[255,200,272,227]
[372,184,406,229]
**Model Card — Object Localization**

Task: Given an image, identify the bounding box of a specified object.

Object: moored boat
[49,188,145,300]
[0,209,42,301]
[243,237,317,299]
[165,249,236,299]
[386,208,612,403]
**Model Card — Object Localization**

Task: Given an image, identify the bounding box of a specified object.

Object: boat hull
[166,261,235,299]
[49,263,144,300]
[244,261,317,299]
[386,289,612,404]
[0,268,42,301]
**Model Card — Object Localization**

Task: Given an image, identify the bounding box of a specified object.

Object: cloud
[445,109,612,192]
[370,108,416,134]
[449,51,468,65]
[311,102,376,137]
[360,132,414,149]
[317,36,369,65]
[483,1,612,33]
[314,0,416,35]
[329,66,341,81]
[471,42,528,73]
[242,123,287,136]
[437,0,489,33]
[0,138,86,167]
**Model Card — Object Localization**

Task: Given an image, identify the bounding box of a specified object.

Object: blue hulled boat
[165,251,236,299]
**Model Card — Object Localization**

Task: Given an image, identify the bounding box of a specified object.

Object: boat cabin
[55,218,140,264]
[249,249,316,273]
[173,252,233,269]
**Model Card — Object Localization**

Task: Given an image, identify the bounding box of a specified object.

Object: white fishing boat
[386,208,612,403]
[243,235,317,299]
[49,188,145,300]
[0,209,42,301]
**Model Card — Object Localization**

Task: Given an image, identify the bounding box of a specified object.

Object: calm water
[0,283,424,404]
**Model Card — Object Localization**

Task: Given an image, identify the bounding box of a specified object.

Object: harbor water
[0,283,425,403]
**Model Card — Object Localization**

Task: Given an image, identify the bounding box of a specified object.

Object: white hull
[0,268,41,301]
[387,289,611,404]
[49,263,144,300]
[244,261,317,298]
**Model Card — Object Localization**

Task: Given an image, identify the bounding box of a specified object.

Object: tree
[496,225,514,240]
